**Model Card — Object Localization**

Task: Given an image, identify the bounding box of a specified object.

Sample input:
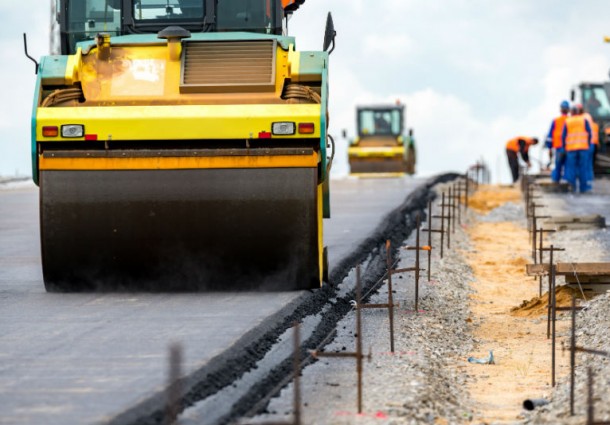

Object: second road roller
[348,103,416,176]
[28,0,336,291]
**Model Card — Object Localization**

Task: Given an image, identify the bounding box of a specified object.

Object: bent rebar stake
[311,265,371,414]
[165,343,183,425]
[359,241,398,352]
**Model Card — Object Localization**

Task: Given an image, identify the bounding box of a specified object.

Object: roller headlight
[61,124,85,138]
[272,122,296,135]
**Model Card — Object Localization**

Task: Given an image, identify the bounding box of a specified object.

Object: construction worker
[562,104,592,193]
[578,104,599,185]
[545,100,570,182]
[506,136,539,183]
[404,128,416,174]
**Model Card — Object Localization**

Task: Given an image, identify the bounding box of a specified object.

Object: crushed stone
[242,180,610,425]
[246,183,476,424]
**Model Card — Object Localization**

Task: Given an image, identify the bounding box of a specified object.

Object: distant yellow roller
[348,104,416,175]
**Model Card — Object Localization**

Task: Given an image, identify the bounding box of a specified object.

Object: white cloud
[363,34,416,59]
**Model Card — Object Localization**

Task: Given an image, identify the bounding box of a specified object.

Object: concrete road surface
[0,176,425,425]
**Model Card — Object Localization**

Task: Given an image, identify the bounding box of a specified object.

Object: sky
[2,1,610,182]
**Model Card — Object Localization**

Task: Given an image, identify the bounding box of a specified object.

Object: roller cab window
[358,109,402,137]
[582,86,610,119]
[133,0,204,21]
[216,0,281,34]
[64,0,122,54]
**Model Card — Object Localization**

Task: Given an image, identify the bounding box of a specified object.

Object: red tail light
[42,126,59,137]
[298,123,315,134]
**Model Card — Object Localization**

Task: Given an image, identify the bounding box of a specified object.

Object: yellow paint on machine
[64,48,82,84]
[348,146,404,158]
[288,44,301,82]
[39,152,318,170]
[36,103,321,141]
[72,43,292,101]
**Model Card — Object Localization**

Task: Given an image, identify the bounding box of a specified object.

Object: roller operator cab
[347,104,416,176]
[573,82,610,174]
[32,0,335,291]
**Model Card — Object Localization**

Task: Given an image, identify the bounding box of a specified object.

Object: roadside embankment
[245,181,610,425]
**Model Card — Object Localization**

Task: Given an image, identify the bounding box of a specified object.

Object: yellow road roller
[348,103,416,176]
[29,0,335,291]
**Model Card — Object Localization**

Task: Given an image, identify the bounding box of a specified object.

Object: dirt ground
[460,186,570,424]
[468,185,521,213]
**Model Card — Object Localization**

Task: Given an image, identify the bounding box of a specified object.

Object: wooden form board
[541,215,606,231]
[526,262,610,276]
[535,179,570,193]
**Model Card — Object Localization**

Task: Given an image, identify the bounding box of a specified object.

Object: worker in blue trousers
[562,104,592,193]
[578,104,599,189]
[545,100,570,182]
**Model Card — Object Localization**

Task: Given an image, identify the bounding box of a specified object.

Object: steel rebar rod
[549,245,557,387]
[570,294,575,416]
[165,343,182,425]
[386,241,395,353]
[356,265,363,413]
[427,200,432,280]
[588,367,593,425]
[293,323,301,425]
[415,215,421,312]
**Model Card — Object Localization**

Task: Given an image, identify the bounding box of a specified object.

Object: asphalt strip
[107,173,459,425]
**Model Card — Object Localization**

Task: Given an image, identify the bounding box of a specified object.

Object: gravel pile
[478,201,526,224]
[249,187,477,424]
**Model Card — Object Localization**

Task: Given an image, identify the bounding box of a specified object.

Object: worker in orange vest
[506,136,538,183]
[562,104,593,193]
[578,104,599,184]
[545,100,570,183]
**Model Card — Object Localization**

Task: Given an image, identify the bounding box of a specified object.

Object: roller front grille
[181,40,276,93]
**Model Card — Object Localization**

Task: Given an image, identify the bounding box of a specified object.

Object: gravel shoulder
[245,183,477,424]
[241,180,610,425]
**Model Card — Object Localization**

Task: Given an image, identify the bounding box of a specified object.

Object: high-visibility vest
[583,112,600,146]
[564,115,590,151]
[506,137,536,153]
[551,115,568,149]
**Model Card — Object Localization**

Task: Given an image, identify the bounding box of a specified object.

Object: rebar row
[161,168,489,424]
[522,176,608,420]
[310,170,482,416]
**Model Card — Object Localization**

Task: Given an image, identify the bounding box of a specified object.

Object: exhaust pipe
[523,398,549,411]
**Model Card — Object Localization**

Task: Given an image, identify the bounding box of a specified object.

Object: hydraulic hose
[282,84,321,104]
[41,88,83,107]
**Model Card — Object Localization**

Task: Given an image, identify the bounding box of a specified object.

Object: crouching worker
[506,136,539,183]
